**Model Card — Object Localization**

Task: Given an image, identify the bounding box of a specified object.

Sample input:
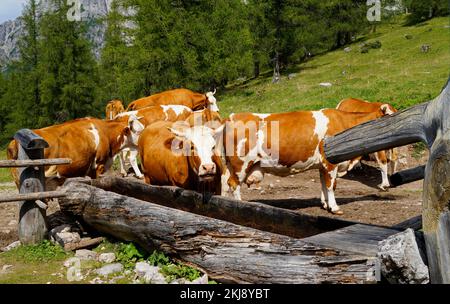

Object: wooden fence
[0,129,71,245]
[324,77,450,283]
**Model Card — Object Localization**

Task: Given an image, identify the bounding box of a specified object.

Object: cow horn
[212,88,217,95]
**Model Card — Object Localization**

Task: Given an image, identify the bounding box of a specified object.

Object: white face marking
[115,110,138,119]
[88,124,100,150]
[187,126,217,169]
[206,92,219,112]
[161,105,191,119]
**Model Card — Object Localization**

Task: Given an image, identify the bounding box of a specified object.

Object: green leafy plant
[116,242,146,268]
[2,240,68,263]
[147,250,170,267]
[412,142,427,159]
[160,263,202,282]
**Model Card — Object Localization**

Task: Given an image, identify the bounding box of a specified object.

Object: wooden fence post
[15,129,49,245]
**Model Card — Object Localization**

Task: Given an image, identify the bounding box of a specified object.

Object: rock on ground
[134,262,166,284]
[1,240,21,252]
[96,263,124,277]
[50,225,81,246]
[98,253,116,263]
[75,249,98,261]
[377,228,429,284]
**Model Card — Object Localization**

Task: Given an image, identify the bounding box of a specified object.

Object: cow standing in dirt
[221,106,391,215]
[336,98,398,190]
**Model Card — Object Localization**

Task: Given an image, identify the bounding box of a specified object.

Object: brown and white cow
[138,118,224,194]
[221,107,389,215]
[112,105,194,178]
[336,98,398,190]
[126,88,219,112]
[106,100,125,120]
[7,116,142,189]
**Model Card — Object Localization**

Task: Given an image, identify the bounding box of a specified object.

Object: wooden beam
[0,158,72,168]
[0,190,66,203]
[324,103,428,164]
[85,176,356,239]
[389,165,425,187]
[59,181,379,284]
[14,129,49,150]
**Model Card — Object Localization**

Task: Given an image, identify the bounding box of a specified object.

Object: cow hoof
[330,209,344,215]
[321,203,328,210]
[378,184,389,192]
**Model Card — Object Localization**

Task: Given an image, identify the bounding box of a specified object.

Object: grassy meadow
[219,17,450,117]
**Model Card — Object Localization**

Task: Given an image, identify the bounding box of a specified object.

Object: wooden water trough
[58,176,415,284]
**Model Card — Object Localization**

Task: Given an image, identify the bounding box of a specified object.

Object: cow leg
[375,151,390,191]
[319,169,329,210]
[320,166,342,215]
[129,149,144,179]
[387,148,398,176]
[118,150,128,176]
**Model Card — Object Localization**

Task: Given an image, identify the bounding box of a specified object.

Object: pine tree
[404,0,449,24]
[99,0,136,105]
[0,0,42,144]
[38,0,98,124]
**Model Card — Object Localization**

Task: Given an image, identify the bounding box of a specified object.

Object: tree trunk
[59,181,379,284]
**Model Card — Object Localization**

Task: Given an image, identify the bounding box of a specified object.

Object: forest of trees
[0,0,448,145]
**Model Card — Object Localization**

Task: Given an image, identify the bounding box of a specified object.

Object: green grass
[0,150,13,183]
[220,17,450,117]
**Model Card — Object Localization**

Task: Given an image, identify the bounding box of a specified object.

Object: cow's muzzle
[199,164,216,181]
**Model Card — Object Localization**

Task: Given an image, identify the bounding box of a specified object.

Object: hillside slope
[220,17,450,116]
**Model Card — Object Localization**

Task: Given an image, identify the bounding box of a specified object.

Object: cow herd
[6,88,399,215]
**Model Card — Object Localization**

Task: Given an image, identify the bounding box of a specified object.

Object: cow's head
[168,124,224,181]
[206,89,220,112]
[128,114,145,146]
[380,104,397,116]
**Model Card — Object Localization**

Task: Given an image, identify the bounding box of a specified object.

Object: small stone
[344,47,352,53]
[7,220,17,226]
[50,225,81,246]
[268,183,275,189]
[190,274,209,284]
[135,262,166,284]
[75,249,98,261]
[1,241,21,252]
[288,73,297,80]
[276,180,281,183]
[96,263,124,277]
[311,179,315,182]
[1,265,13,273]
[421,44,431,53]
[63,257,81,268]
[405,34,413,40]
[90,277,104,284]
[319,82,333,87]
[260,190,266,195]
[98,253,116,263]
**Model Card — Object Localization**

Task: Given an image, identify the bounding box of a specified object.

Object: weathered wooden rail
[0,129,71,245]
[324,77,450,283]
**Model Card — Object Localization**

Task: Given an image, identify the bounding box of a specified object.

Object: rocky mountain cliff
[0,0,113,66]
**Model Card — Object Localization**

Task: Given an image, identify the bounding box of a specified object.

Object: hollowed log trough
[59,177,404,284]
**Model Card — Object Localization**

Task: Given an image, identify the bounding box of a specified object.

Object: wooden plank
[14,129,49,150]
[0,190,66,203]
[86,176,356,239]
[0,158,72,168]
[59,181,379,284]
[324,103,428,164]
[390,165,425,187]
[302,224,401,256]
[392,215,422,231]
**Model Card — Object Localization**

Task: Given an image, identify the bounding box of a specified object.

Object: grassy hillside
[220,17,450,116]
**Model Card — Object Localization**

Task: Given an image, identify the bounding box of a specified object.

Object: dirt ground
[0,145,427,249]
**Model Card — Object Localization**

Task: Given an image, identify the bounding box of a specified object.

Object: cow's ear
[213,125,225,138]
[167,127,186,139]
[164,138,183,151]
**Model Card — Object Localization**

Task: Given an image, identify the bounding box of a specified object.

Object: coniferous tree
[99,0,135,105]
[404,0,449,24]
[38,0,98,124]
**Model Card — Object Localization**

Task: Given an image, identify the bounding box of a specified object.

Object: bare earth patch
[241,145,427,227]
